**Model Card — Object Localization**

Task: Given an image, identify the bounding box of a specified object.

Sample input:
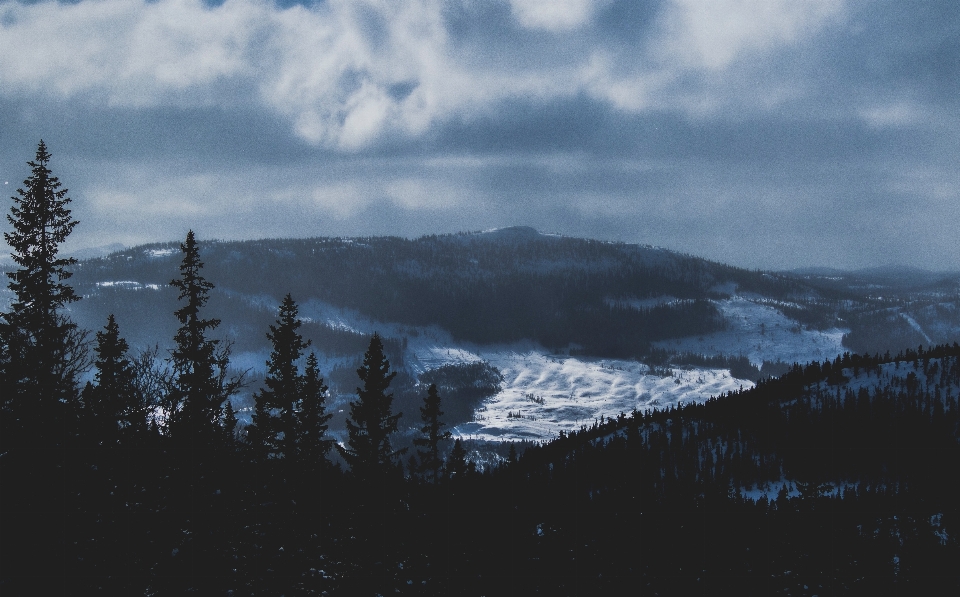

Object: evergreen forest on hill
[2,143,958,594]
[47,219,960,365]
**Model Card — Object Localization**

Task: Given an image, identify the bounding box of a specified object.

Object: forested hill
[66,227,809,358]
[491,343,960,591]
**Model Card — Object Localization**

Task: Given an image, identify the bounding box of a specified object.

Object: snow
[899,312,933,345]
[449,351,746,442]
[198,293,867,443]
[653,296,848,367]
[94,281,161,291]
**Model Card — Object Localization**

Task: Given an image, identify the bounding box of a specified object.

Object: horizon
[4,225,957,277]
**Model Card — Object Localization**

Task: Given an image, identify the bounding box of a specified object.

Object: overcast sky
[1,0,958,270]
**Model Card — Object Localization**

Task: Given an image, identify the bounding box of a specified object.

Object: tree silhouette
[250,294,309,459]
[414,383,451,483]
[338,333,404,480]
[448,437,469,478]
[297,351,333,468]
[167,230,240,444]
[83,314,145,445]
[222,398,239,447]
[1,140,85,445]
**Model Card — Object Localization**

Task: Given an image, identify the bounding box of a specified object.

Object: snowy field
[449,351,744,442]
[286,298,766,442]
[138,295,855,443]
[653,296,848,369]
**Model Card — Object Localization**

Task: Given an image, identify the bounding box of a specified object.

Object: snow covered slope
[22,230,960,443]
[653,295,847,368]
[264,297,787,442]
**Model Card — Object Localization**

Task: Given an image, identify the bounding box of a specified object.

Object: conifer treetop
[339,333,404,479]
[4,140,79,322]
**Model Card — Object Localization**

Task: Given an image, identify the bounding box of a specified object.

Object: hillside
[4,227,951,441]
[4,228,960,594]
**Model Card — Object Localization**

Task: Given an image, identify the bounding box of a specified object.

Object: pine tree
[338,333,404,481]
[414,383,451,483]
[250,294,309,459]
[222,399,239,447]
[297,352,333,468]
[448,437,469,478]
[83,314,145,445]
[167,230,240,444]
[1,140,85,445]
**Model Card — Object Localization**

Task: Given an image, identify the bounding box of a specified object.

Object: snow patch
[95,281,161,291]
[654,296,847,367]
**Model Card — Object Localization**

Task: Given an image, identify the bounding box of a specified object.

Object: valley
[8,227,954,444]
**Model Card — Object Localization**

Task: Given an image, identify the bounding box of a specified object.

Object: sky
[1,0,958,271]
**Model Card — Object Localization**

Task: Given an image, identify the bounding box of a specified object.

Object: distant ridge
[785,264,956,288]
[68,243,128,261]
[477,226,542,241]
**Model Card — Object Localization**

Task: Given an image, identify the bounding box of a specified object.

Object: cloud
[859,102,920,129]
[307,183,371,220]
[0,0,462,147]
[0,0,854,149]
[0,0,257,104]
[652,0,846,71]
[509,0,599,31]
[3,0,960,271]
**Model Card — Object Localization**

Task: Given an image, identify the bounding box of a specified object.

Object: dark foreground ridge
[3,343,959,594]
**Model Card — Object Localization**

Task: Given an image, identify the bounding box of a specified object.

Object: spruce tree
[222,399,239,448]
[83,314,145,445]
[414,383,452,483]
[338,333,404,480]
[448,437,469,478]
[251,294,309,459]
[297,352,333,468]
[167,230,239,444]
[1,140,84,445]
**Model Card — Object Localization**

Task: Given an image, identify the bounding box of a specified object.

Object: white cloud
[0,0,465,145]
[385,178,465,210]
[0,0,852,147]
[580,52,660,112]
[509,0,598,31]
[307,183,371,219]
[653,0,846,70]
[0,0,259,105]
[859,101,919,129]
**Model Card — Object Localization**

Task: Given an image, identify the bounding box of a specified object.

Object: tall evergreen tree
[448,438,469,478]
[167,230,239,444]
[222,399,239,448]
[250,294,309,459]
[338,333,404,480]
[1,140,84,445]
[297,352,333,468]
[83,314,146,445]
[414,383,452,483]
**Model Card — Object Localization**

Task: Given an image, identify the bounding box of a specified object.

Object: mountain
[20,227,960,441]
[4,229,959,594]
